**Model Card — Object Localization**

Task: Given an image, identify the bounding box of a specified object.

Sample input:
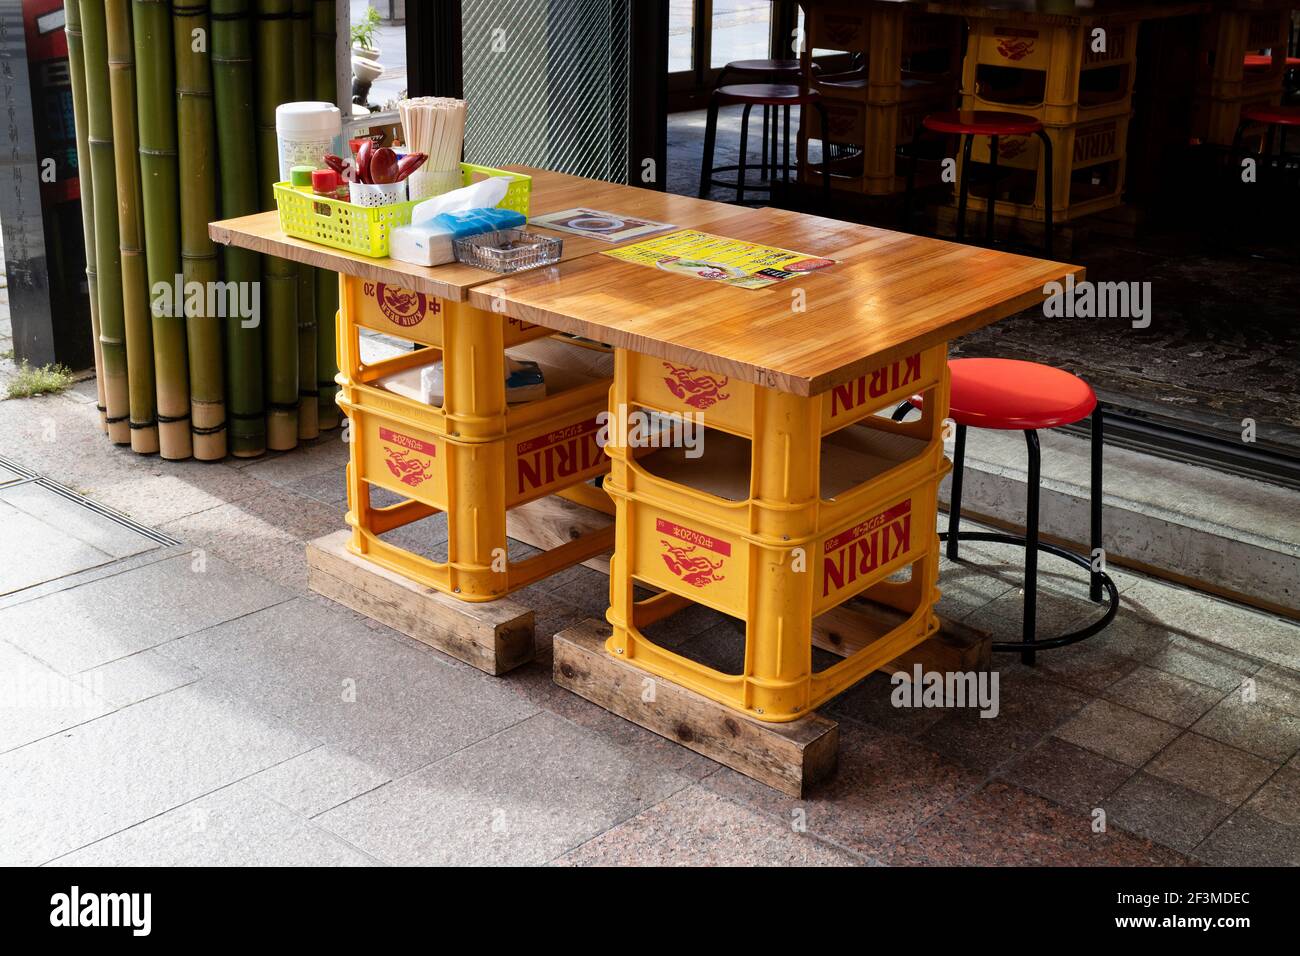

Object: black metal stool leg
[956,134,974,242]
[1036,128,1054,257]
[986,135,999,245]
[902,121,925,230]
[737,102,753,204]
[813,101,832,205]
[699,94,720,199]
[784,105,792,184]
[1023,429,1041,665]
[761,105,770,181]
[948,423,966,561]
[1090,406,1104,603]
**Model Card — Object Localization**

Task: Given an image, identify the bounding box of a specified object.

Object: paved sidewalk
[1,380,1298,866]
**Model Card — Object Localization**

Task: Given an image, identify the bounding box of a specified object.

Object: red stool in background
[699,84,831,204]
[1233,103,1300,165]
[903,110,1055,256]
[894,358,1118,664]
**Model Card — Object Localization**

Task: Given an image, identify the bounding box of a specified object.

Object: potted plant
[351,6,381,60]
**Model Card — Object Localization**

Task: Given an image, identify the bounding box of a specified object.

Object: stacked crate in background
[956,17,1139,226]
[1193,4,1291,145]
[797,3,963,196]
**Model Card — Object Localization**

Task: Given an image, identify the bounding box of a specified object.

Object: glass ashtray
[453,229,563,273]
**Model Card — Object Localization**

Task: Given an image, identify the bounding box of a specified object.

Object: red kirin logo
[996,38,1034,60]
[662,362,730,410]
[384,446,434,486]
[999,137,1029,161]
[661,541,726,587]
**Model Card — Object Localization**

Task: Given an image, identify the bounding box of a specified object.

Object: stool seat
[724,58,802,75]
[1243,54,1300,70]
[1241,103,1300,127]
[716,83,813,106]
[922,110,1043,137]
[948,358,1097,430]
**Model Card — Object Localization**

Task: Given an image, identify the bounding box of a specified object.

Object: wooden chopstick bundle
[398,96,467,198]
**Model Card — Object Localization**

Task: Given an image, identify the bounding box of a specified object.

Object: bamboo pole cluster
[66,0,340,459]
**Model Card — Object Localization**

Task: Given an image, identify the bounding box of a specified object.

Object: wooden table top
[469,206,1083,397]
[207,167,751,302]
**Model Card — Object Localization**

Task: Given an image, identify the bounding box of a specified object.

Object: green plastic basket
[274,163,532,258]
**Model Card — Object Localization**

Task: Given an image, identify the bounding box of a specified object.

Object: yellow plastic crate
[274,163,531,257]
[341,277,551,351]
[606,422,946,618]
[626,344,945,440]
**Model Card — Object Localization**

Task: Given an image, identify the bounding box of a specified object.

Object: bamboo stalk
[65,0,108,434]
[292,0,317,440]
[212,0,265,457]
[315,265,339,430]
[312,0,338,430]
[175,0,227,459]
[81,0,130,444]
[134,0,190,459]
[106,0,158,453]
[256,0,298,450]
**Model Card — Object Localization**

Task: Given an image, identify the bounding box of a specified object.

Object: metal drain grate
[0,455,180,547]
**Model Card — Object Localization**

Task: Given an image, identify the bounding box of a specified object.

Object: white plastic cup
[349,180,408,206]
[275,101,343,182]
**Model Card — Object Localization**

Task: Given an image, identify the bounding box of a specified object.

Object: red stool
[894,358,1118,664]
[699,84,831,204]
[903,110,1055,256]
[1233,103,1300,164]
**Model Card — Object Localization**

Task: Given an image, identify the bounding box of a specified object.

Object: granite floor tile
[889,780,1189,866]
[92,465,267,527]
[1241,764,1300,827]
[1145,732,1277,805]
[1103,665,1225,727]
[555,786,865,866]
[1146,635,1260,692]
[316,712,688,865]
[505,659,720,780]
[1192,808,1300,867]
[705,720,983,858]
[0,551,291,673]
[1124,579,1300,672]
[1191,694,1300,762]
[1084,610,1175,663]
[235,436,350,487]
[47,781,375,866]
[1028,639,1143,695]
[1252,664,1300,717]
[245,746,392,818]
[73,647,201,708]
[1105,772,1233,854]
[160,596,538,776]
[0,482,156,560]
[0,640,112,753]
[826,671,951,738]
[917,706,1046,775]
[0,505,114,595]
[160,482,343,549]
[1053,699,1181,768]
[997,736,1135,813]
[0,680,318,865]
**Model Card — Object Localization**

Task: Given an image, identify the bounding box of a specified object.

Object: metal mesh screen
[461,0,631,183]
